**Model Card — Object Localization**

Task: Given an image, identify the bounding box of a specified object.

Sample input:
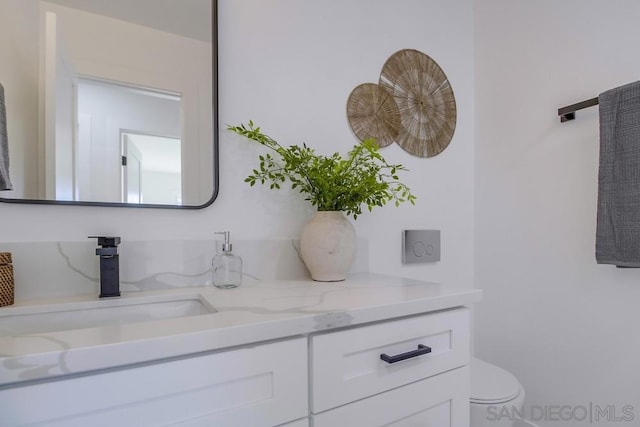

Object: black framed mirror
[0,0,218,209]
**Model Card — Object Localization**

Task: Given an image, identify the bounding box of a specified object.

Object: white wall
[51,19,75,201]
[220,0,475,286]
[475,1,640,425]
[0,0,474,292]
[0,0,40,198]
[143,170,181,205]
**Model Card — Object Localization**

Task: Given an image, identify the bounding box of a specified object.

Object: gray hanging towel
[596,80,640,266]
[0,82,13,191]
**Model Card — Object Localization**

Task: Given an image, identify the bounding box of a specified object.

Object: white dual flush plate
[402,230,441,264]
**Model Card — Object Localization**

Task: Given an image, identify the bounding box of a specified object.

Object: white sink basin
[0,294,216,337]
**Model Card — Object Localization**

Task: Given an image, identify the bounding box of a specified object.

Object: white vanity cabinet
[311,307,471,426]
[0,274,479,427]
[0,338,308,427]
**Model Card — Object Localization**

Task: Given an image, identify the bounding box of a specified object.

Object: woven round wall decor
[346,83,400,147]
[379,49,456,157]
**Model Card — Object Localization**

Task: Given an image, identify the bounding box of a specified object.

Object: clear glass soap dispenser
[212,231,242,289]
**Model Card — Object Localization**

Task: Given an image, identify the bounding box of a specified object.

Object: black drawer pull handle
[380,344,432,364]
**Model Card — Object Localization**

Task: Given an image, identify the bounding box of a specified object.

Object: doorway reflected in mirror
[122,132,182,205]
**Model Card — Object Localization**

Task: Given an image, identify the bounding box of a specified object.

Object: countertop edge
[0,276,482,386]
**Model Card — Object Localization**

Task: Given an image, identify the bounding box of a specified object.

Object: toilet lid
[470,358,521,404]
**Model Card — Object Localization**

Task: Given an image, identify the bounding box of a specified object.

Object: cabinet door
[313,367,469,427]
[0,338,307,427]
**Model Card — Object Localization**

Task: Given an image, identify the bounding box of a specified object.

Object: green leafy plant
[228,121,416,219]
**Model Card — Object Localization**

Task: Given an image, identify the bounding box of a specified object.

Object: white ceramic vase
[300,211,356,282]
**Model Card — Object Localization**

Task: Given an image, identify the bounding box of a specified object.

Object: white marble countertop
[0,273,481,386]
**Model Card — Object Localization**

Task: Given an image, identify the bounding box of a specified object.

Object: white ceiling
[48,0,212,42]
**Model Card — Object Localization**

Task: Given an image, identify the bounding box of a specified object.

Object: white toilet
[470,358,526,427]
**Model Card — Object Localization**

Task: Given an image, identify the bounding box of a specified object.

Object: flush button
[403,230,441,264]
[412,241,426,257]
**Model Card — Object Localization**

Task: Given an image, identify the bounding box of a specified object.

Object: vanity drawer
[0,337,308,427]
[311,307,470,412]
[313,366,470,427]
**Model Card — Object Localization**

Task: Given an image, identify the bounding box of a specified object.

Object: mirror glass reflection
[0,0,216,207]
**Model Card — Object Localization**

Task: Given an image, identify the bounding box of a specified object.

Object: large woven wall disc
[346,83,400,147]
[379,49,456,157]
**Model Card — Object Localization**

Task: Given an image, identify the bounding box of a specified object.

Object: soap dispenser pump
[212,231,242,289]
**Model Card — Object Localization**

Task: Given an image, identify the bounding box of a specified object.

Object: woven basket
[0,252,14,307]
[379,49,457,157]
[346,83,400,147]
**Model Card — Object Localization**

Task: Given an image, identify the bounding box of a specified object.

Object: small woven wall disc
[346,83,400,147]
[379,49,456,157]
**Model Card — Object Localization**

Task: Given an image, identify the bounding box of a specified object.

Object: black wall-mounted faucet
[89,236,121,298]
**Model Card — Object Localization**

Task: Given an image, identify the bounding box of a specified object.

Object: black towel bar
[558,97,599,122]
